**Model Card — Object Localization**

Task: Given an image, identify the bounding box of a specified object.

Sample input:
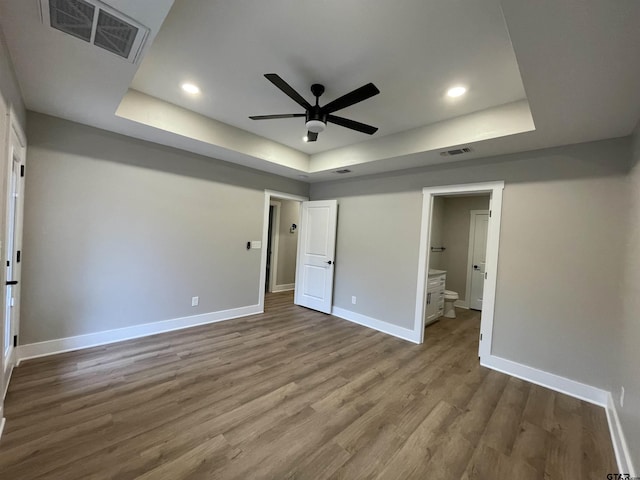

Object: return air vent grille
[40,0,149,63]
[94,10,139,58]
[49,0,94,42]
[440,147,472,157]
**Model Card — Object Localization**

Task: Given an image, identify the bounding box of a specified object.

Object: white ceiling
[1,0,639,183]
[131,0,527,154]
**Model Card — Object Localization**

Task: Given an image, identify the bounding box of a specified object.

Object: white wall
[0,27,25,128]
[311,138,629,392]
[21,113,308,345]
[614,122,640,471]
[275,199,299,287]
[440,195,490,302]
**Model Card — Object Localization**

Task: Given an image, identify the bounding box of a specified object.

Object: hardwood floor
[0,292,616,479]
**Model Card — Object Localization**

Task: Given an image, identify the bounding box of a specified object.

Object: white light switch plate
[251,241,262,249]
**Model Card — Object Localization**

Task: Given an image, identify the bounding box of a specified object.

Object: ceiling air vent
[94,10,139,58]
[440,147,472,157]
[336,169,352,174]
[40,0,149,63]
[49,0,94,42]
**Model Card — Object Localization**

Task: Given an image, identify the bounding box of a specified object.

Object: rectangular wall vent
[40,0,149,63]
[440,147,472,157]
[336,169,352,174]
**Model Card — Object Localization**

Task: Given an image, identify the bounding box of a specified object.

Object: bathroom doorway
[414,182,504,360]
[428,194,490,315]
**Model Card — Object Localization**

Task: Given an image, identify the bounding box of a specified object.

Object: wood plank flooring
[0,292,616,479]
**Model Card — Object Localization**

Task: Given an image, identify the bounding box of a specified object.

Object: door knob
[473,265,479,270]
[326,260,333,265]
[6,280,18,285]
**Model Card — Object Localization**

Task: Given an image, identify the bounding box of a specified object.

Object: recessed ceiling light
[181,83,200,95]
[447,86,467,98]
[302,135,309,142]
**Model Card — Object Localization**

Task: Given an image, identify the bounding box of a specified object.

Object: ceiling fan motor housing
[306,106,327,132]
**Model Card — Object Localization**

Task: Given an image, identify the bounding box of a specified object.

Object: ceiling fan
[249,73,380,142]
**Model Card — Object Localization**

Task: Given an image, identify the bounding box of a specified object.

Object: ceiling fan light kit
[250,73,380,142]
[305,119,325,133]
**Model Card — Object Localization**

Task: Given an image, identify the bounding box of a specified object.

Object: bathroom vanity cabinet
[426,270,446,326]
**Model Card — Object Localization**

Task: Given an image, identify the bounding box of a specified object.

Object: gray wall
[614,123,640,470]
[311,138,629,391]
[275,199,299,286]
[21,113,308,344]
[440,195,490,302]
[331,192,422,329]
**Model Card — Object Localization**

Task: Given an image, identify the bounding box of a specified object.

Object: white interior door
[468,211,489,310]
[294,200,337,314]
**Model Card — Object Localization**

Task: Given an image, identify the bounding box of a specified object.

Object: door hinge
[480,333,483,340]
[484,272,488,280]
[16,250,21,263]
[13,335,17,347]
[20,165,25,177]
[489,210,492,217]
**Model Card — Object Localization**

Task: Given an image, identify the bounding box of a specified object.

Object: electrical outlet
[620,386,625,408]
[351,296,357,305]
[191,296,199,307]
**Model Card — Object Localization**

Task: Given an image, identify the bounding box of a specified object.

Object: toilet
[443,290,459,318]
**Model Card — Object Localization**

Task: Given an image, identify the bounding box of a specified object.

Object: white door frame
[2,107,26,400]
[267,200,281,293]
[414,181,504,359]
[259,190,308,311]
[464,209,490,310]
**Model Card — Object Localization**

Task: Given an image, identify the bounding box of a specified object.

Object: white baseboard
[606,393,636,475]
[16,304,262,362]
[332,307,420,344]
[481,355,608,407]
[3,363,14,397]
[271,283,295,293]
[454,300,469,309]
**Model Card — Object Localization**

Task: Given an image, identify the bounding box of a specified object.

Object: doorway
[265,198,301,294]
[428,194,490,314]
[259,191,307,311]
[265,202,278,292]
[414,182,504,360]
